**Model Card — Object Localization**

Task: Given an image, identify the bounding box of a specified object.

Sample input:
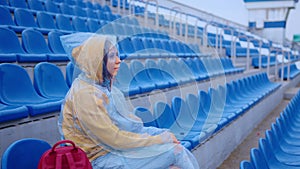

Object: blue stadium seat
[102,5,112,13]
[66,62,74,87]
[44,0,61,14]
[157,59,178,87]
[22,28,67,61]
[250,148,270,169]
[1,138,51,169]
[117,37,136,60]
[74,0,86,8]
[36,11,57,32]
[85,1,94,9]
[14,8,52,34]
[34,62,69,99]
[8,0,27,9]
[185,94,218,134]
[134,106,193,150]
[86,18,101,32]
[72,16,88,32]
[240,160,254,169]
[171,97,216,137]
[86,8,97,19]
[279,64,300,80]
[134,107,158,127]
[55,14,74,33]
[0,0,9,6]
[198,90,229,130]
[153,102,205,148]
[59,3,74,15]
[0,103,28,123]
[114,62,140,96]
[111,23,126,35]
[0,64,62,116]
[13,8,37,28]
[168,59,193,84]
[258,138,300,168]
[93,3,102,11]
[144,59,170,89]
[130,60,156,93]
[0,27,43,62]
[64,0,75,6]
[208,87,241,122]
[27,0,44,11]
[73,6,87,17]
[0,6,25,33]
[47,31,68,59]
[184,58,208,81]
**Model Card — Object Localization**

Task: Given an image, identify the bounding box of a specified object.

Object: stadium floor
[217,86,299,169]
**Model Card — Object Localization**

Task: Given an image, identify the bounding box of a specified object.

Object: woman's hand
[170,133,180,144]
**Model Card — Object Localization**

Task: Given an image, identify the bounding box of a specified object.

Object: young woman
[58,33,199,169]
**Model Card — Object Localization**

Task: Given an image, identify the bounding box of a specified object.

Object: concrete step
[284,87,300,100]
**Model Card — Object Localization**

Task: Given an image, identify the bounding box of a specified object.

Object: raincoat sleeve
[75,87,173,150]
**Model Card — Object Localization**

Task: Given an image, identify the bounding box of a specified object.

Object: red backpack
[38,140,92,169]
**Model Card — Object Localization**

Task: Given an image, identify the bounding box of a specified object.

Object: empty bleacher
[1,0,300,168]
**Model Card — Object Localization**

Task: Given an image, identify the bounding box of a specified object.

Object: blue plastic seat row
[0,6,112,34]
[0,62,69,123]
[1,0,110,14]
[134,72,280,150]
[240,89,300,169]
[113,58,246,96]
[0,27,68,62]
[252,55,276,68]
[278,63,300,80]
[225,47,259,58]
[118,37,201,60]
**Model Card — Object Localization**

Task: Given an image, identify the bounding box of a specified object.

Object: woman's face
[106,46,121,77]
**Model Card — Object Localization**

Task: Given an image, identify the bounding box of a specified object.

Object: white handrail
[144,0,159,29]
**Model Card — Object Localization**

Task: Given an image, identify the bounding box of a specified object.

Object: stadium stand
[1,0,300,168]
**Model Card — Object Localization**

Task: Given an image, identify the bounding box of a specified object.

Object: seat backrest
[72,16,88,32]
[36,11,56,29]
[0,6,15,26]
[56,14,74,31]
[48,31,65,54]
[86,8,98,19]
[171,96,195,129]
[134,107,158,127]
[153,102,175,129]
[240,160,254,169]
[0,63,45,104]
[59,3,74,15]
[1,138,51,169]
[27,0,45,11]
[14,8,38,27]
[86,18,100,32]
[73,6,87,17]
[34,62,69,99]
[9,0,27,8]
[44,0,60,13]
[250,148,269,169]
[0,27,25,53]
[22,28,51,54]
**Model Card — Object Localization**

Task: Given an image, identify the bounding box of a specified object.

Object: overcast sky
[173,0,300,41]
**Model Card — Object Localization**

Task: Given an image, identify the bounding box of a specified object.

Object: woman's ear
[72,45,82,61]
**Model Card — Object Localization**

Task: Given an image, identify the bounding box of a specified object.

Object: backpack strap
[56,154,63,169]
[66,152,77,169]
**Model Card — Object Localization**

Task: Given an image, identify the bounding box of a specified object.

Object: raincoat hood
[60,33,116,83]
